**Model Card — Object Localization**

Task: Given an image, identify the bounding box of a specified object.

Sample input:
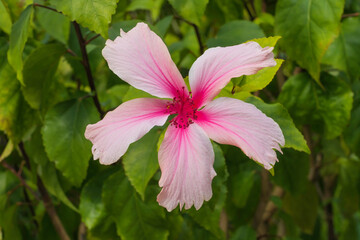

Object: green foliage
[7,5,33,84]
[22,44,66,115]
[123,128,162,199]
[42,99,100,186]
[102,170,169,240]
[168,0,208,25]
[0,0,12,34]
[50,0,118,38]
[322,17,360,79]
[207,20,264,47]
[0,1,359,239]
[275,0,345,84]
[279,73,353,139]
[36,7,70,45]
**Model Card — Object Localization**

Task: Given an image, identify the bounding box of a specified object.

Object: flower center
[166,87,198,129]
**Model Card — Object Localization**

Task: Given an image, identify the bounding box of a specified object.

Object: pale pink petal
[85,98,169,165]
[102,22,186,99]
[196,97,284,169]
[157,124,216,211]
[189,42,276,107]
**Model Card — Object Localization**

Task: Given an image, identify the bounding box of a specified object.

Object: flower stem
[174,16,204,55]
[73,22,104,118]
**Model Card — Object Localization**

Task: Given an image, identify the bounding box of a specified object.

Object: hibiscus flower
[85,22,284,211]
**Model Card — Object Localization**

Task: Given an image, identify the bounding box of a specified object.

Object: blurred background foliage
[0,0,360,239]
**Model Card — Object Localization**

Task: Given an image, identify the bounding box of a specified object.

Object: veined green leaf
[168,0,209,25]
[7,5,34,83]
[42,98,100,186]
[50,0,118,38]
[275,0,345,84]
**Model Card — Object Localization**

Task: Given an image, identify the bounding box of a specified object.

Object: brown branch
[66,49,78,57]
[73,22,104,118]
[174,16,204,55]
[18,142,71,240]
[0,161,40,201]
[342,12,359,18]
[242,0,255,20]
[85,34,100,45]
[33,3,59,13]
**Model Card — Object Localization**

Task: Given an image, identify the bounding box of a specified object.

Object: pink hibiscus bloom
[85,23,284,211]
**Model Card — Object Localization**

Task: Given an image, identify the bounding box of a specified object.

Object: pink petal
[196,97,284,169]
[85,98,169,165]
[157,124,216,211]
[102,22,186,99]
[189,42,276,107]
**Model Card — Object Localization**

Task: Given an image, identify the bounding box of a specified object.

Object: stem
[85,34,100,45]
[0,161,40,201]
[342,12,359,18]
[33,3,59,13]
[243,0,255,20]
[73,22,104,118]
[174,16,204,55]
[18,142,71,240]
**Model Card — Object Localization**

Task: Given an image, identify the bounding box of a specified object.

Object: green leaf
[102,171,169,240]
[234,59,283,93]
[283,183,319,234]
[246,96,310,153]
[0,140,13,162]
[25,128,78,211]
[154,15,173,38]
[0,43,36,143]
[168,0,209,25]
[278,73,353,139]
[250,36,281,48]
[127,0,164,20]
[273,149,310,194]
[275,0,345,84]
[187,143,228,239]
[207,20,265,47]
[122,128,162,200]
[0,0,12,34]
[7,5,33,84]
[322,17,360,79]
[22,43,66,114]
[42,98,100,186]
[0,205,22,240]
[79,169,115,229]
[50,0,118,38]
[36,7,70,45]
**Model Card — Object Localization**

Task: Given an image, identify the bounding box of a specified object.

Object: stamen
[166,88,197,129]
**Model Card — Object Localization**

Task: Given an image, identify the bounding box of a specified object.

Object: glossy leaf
[50,0,118,38]
[0,0,12,34]
[207,20,265,47]
[102,171,169,240]
[79,169,115,229]
[122,128,162,200]
[279,73,353,139]
[0,43,35,143]
[283,183,319,234]
[7,5,33,83]
[275,0,344,84]
[42,98,100,186]
[168,0,209,25]
[25,128,77,211]
[36,7,70,45]
[22,44,66,114]
[322,17,360,79]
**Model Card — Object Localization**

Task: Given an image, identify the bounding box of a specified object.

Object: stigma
[166,87,198,129]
